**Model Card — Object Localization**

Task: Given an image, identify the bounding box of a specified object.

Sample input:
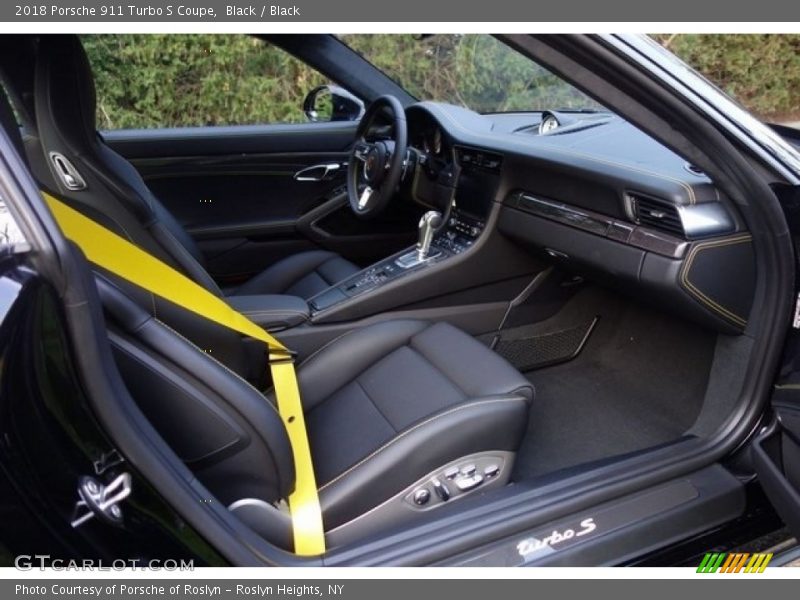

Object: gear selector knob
[417,211,443,260]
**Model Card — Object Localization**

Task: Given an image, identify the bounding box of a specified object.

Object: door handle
[294,163,343,182]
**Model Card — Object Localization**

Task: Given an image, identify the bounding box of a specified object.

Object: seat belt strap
[42,192,325,556]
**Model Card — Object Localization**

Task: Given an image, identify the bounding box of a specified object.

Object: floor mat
[511,286,717,480]
[492,317,598,371]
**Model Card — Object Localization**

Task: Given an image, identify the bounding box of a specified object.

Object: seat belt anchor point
[269,348,298,365]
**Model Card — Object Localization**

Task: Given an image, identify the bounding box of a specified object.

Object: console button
[461,463,476,476]
[432,478,450,501]
[413,488,431,506]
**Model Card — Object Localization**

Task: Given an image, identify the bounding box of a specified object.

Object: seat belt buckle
[269,348,298,365]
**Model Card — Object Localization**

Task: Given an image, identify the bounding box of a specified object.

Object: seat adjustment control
[455,473,484,492]
[413,488,430,506]
[484,464,500,478]
[444,466,460,480]
[432,478,450,501]
[404,453,509,510]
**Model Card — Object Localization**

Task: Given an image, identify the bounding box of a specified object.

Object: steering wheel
[347,95,408,219]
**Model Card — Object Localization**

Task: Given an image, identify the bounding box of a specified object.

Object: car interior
[0,34,764,556]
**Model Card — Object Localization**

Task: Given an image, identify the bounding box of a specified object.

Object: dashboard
[402,102,755,334]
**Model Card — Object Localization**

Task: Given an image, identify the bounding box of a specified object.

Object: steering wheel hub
[363,143,388,185]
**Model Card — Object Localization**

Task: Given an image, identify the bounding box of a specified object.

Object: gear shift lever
[395,210,443,269]
[416,210,443,260]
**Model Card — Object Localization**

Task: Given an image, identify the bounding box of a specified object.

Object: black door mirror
[303,85,365,122]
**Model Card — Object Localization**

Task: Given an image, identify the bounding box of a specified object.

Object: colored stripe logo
[697,552,773,573]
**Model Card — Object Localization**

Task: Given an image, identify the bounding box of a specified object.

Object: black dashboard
[403,102,755,333]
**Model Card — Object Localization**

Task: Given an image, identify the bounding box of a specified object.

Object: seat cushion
[233,250,360,300]
[276,320,534,529]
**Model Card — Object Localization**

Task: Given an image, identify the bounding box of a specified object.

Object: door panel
[103,124,417,285]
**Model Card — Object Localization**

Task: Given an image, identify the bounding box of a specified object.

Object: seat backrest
[32,35,221,294]
[98,273,294,549]
[0,81,294,548]
[12,35,259,380]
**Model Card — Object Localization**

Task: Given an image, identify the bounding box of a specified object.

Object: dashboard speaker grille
[632,194,684,237]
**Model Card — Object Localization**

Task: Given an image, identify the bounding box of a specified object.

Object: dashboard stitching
[422,103,701,205]
[679,234,752,327]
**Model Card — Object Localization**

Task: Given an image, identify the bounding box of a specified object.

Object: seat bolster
[99,276,296,500]
[288,320,431,410]
[235,250,358,298]
[149,220,224,296]
[317,394,530,530]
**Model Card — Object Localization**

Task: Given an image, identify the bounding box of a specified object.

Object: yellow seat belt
[42,192,325,556]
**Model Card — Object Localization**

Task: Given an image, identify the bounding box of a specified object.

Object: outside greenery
[82,34,800,130]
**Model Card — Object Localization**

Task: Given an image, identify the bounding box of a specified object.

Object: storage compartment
[227,294,309,331]
[498,205,645,287]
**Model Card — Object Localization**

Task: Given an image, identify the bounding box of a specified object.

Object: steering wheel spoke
[358,186,373,210]
[353,140,371,162]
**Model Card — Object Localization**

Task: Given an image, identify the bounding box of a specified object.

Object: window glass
[339,34,603,113]
[83,35,331,129]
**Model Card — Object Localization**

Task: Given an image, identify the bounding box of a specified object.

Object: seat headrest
[34,35,98,156]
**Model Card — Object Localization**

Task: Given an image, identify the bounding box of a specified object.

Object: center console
[309,207,486,313]
[308,145,500,315]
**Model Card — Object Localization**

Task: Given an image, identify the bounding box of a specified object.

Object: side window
[82,35,342,129]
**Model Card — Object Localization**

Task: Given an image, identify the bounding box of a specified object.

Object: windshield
[339,34,603,114]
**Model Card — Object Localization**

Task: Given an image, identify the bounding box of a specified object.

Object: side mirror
[303,85,365,122]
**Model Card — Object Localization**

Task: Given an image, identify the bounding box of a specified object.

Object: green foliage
[652,34,800,119]
[341,34,601,112]
[83,34,800,131]
[82,34,327,129]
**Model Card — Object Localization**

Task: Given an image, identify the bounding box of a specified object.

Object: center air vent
[630,194,684,237]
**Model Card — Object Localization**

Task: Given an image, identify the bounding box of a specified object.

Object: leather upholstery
[29,34,359,300]
[270,320,534,529]
[226,294,310,331]
[102,268,534,539]
[100,276,296,505]
[1,45,536,546]
[235,250,360,299]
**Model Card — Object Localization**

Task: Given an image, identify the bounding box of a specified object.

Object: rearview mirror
[303,85,365,122]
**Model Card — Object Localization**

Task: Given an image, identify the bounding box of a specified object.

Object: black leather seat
[29,34,360,300]
[102,279,534,541]
[0,45,535,550]
[286,320,533,529]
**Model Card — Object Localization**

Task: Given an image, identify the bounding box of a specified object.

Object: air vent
[631,194,684,237]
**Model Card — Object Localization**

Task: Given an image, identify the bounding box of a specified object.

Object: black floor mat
[511,286,717,481]
[492,317,598,371]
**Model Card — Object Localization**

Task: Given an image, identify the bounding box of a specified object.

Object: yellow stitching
[679,234,752,327]
[428,103,702,205]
